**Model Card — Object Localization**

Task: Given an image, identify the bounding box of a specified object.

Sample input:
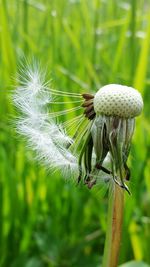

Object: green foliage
[0,0,150,266]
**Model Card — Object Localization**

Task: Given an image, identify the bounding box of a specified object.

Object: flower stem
[102,183,124,267]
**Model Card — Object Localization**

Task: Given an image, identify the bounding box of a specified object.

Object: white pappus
[13,63,79,178]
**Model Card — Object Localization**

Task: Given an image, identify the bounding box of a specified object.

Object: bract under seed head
[94,84,143,118]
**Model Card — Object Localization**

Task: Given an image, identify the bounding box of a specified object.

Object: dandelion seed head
[13,61,143,193]
[94,84,143,118]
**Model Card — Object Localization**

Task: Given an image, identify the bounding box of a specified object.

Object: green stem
[102,183,124,267]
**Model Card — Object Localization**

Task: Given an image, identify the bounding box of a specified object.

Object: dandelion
[13,63,143,267]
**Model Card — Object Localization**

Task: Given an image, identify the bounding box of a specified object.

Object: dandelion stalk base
[102,183,124,267]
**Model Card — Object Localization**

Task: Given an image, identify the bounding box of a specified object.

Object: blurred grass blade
[133,14,150,93]
[0,0,16,75]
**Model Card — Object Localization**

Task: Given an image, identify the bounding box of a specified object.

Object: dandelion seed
[13,63,80,178]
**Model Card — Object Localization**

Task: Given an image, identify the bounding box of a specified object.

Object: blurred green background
[0,0,150,266]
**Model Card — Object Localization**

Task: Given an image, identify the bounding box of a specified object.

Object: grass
[0,0,150,266]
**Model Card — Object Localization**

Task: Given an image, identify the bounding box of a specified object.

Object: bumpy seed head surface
[94,84,143,118]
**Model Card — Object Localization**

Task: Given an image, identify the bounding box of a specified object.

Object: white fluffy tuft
[13,63,78,177]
